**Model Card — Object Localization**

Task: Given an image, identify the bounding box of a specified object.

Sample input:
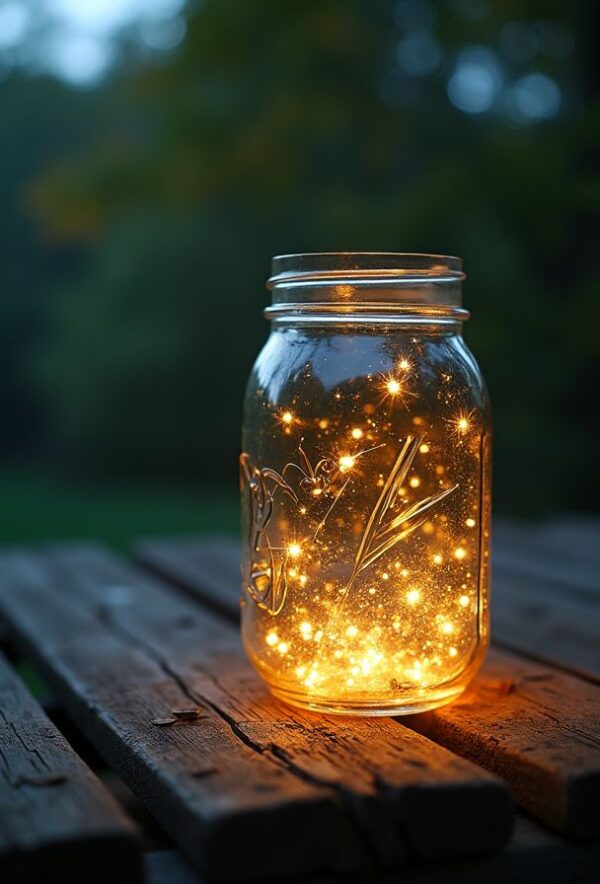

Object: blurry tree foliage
[7,0,599,511]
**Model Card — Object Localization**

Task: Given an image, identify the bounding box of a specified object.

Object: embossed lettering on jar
[240,253,491,715]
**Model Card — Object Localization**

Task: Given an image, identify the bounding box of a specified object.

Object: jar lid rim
[269,253,464,289]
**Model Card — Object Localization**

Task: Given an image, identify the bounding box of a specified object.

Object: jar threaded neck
[266,252,467,323]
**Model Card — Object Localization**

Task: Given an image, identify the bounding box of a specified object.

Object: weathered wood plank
[0,552,334,883]
[49,545,516,865]
[492,569,600,680]
[135,537,240,619]
[135,538,600,840]
[494,524,599,603]
[493,518,600,678]
[0,649,142,884]
[0,546,513,880]
[408,649,600,840]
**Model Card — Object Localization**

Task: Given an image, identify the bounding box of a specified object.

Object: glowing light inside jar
[241,363,489,712]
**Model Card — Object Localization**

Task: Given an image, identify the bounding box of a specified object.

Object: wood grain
[408,649,600,840]
[135,536,600,840]
[0,649,141,883]
[0,546,513,880]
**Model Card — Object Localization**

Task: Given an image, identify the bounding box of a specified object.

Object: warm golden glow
[241,345,490,716]
[452,410,474,436]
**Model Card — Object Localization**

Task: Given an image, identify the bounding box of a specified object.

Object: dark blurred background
[0,0,598,547]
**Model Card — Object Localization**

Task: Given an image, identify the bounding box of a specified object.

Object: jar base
[268,683,466,717]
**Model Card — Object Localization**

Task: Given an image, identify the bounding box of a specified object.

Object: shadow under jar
[241,253,491,716]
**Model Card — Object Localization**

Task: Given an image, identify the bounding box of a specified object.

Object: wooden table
[0,516,598,883]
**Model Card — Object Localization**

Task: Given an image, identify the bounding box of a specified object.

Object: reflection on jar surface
[241,254,491,715]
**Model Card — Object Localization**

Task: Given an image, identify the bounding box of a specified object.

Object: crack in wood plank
[91,598,402,870]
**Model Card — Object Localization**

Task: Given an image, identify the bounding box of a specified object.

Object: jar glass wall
[241,254,491,715]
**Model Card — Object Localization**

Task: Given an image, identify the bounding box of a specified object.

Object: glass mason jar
[240,253,491,715]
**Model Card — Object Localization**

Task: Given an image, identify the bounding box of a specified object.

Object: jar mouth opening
[268,252,464,288]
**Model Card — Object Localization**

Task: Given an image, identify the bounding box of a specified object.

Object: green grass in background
[0,468,239,550]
